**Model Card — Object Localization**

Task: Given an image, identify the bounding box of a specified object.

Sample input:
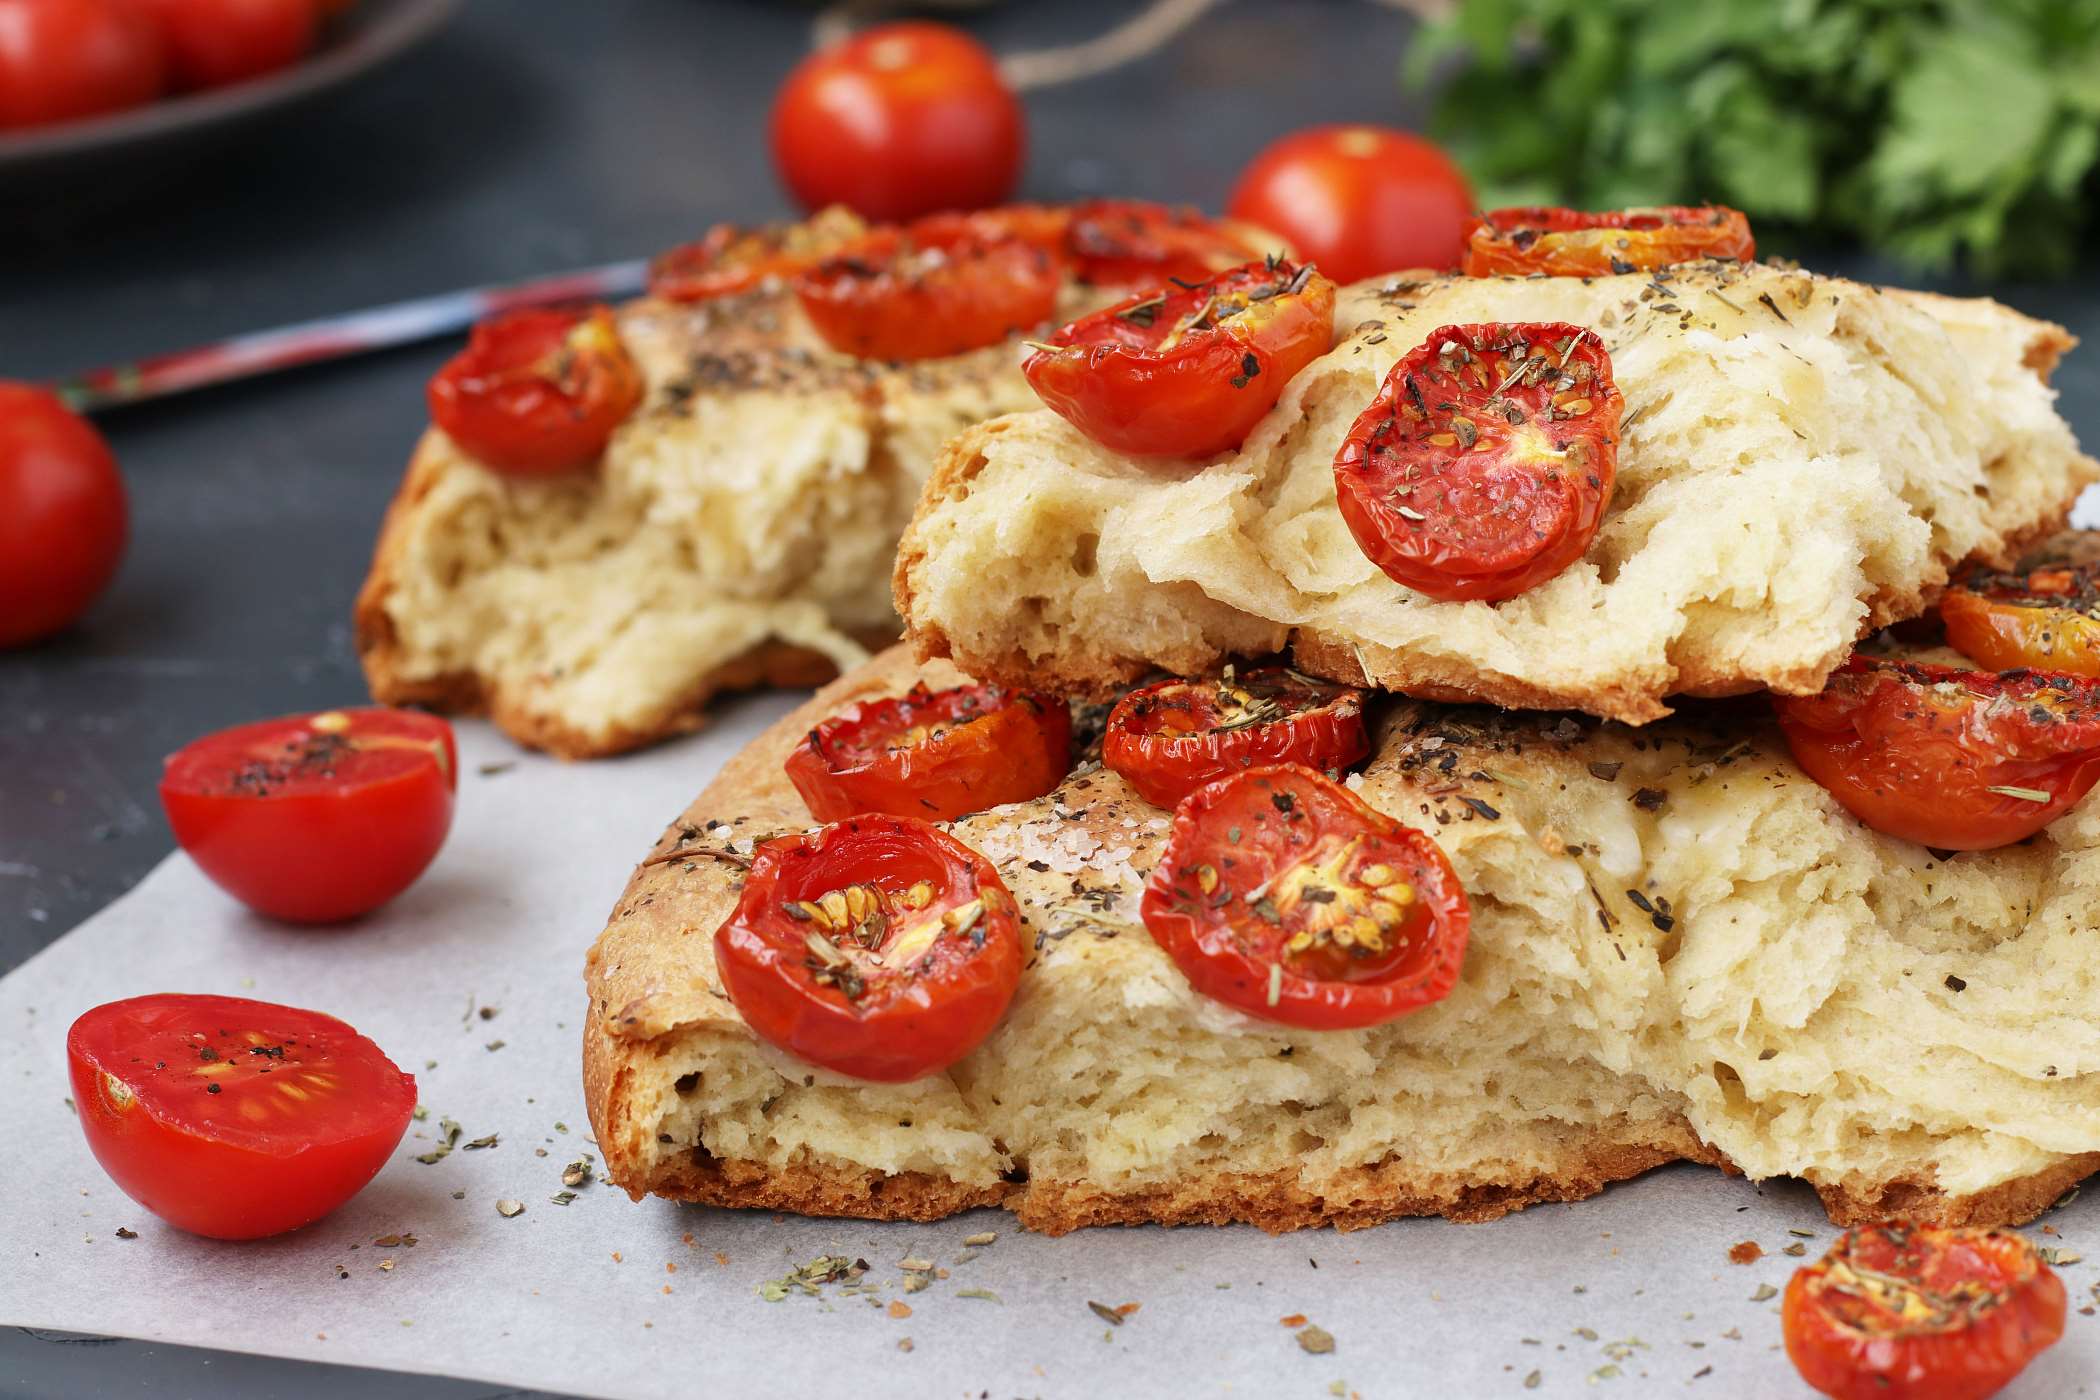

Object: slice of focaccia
[896,263,2094,724]
[582,645,2100,1235]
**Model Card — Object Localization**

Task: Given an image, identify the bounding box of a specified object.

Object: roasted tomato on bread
[1460,205,1755,278]
[1063,199,1265,288]
[714,816,1023,1081]
[1141,764,1468,1030]
[1941,558,2100,677]
[648,206,868,303]
[1105,666,1369,807]
[796,221,1061,362]
[786,681,1071,823]
[427,306,644,475]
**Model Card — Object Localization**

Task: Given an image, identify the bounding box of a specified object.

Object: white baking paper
[3,701,2095,1400]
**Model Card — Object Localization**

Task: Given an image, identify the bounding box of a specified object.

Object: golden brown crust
[1815,1152,2100,1230]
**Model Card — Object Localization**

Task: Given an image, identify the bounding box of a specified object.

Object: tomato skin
[1024,259,1337,459]
[786,682,1071,823]
[1461,205,1755,278]
[1941,563,2100,677]
[1228,125,1473,282]
[1141,764,1469,1031]
[67,994,416,1240]
[427,306,643,476]
[1773,655,2100,851]
[1784,1224,2065,1400]
[1105,668,1369,808]
[0,383,128,648]
[769,21,1023,224]
[648,206,869,304]
[137,0,317,92]
[160,708,456,923]
[796,225,1061,362]
[1064,199,1264,288]
[0,0,164,129]
[714,816,1024,1081]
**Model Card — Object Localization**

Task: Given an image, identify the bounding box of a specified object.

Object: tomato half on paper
[1773,655,2100,851]
[796,224,1061,361]
[1024,259,1337,459]
[1460,205,1755,278]
[1063,199,1266,288]
[427,305,644,475]
[1105,667,1369,808]
[1941,560,2100,677]
[1784,1223,2065,1400]
[786,681,1071,823]
[647,206,868,303]
[1334,322,1622,603]
[1227,125,1473,281]
[714,816,1024,1081]
[68,994,417,1239]
[1141,764,1468,1030]
[160,708,457,923]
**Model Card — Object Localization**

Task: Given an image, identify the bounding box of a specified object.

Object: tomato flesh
[786,681,1071,823]
[1784,1224,2065,1400]
[68,994,417,1239]
[427,306,644,476]
[1334,322,1622,602]
[796,224,1061,362]
[648,206,869,303]
[1140,764,1469,1030]
[1105,667,1369,807]
[1064,199,1265,288]
[160,707,457,923]
[1461,205,1755,278]
[1774,655,2100,851]
[0,382,128,648]
[1228,125,1474,281]
[1941,561,2100,677]
[714,816,1024,1081]
[0,0,164,130]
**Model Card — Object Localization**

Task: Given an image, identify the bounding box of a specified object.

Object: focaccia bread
[582,645,2100,1234]
[896,263,2094,724]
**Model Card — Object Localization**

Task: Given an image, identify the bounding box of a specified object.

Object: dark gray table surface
[2,1,2096,1395]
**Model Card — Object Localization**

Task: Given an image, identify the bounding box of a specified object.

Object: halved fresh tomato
[647,206,869,303]
[68,994,417,1239]
[1773,655,2100,850]
[160,708,456,923]
[714,816,1023,1081]
[1105,667,1369,807]
[1784,1223,2065,1400]
[1941,560,2100,677]
[1024,258,1336,459]
[1064,199,1264,288]
[795,224,1061,361]
[1460,205,1755,278]
[427,305,644,476]
[1140,764,1468,1030]
[785,681,1071,823]
[1334,322,1622,602]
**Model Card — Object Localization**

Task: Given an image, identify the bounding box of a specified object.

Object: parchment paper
[4,699,2095,1399]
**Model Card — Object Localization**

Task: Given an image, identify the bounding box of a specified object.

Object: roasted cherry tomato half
[427,305,644,476]
[1140,764,1468,1030]
[1774,654,2100,851]
[1784,1223,2065,1400]
[1461,205,1755,278]
[1228,125,1473,281]
[647,206,868,304]
[714,816,1024,1081]
[0,382,128,648]
[1941,559,2100,677]
[160,707,457,923]
[1334,322,1622,603]
[786,681,1072,823]
[1024,258,1336,459]
[796,224,1061,362]
[1105,667,1369,807]
[1064,199,1265,288]
[68,994,417,1239]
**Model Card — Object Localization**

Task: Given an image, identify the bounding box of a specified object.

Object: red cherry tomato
[1105,667,1369,808]
[159,707,457,923]
[1140,764,1469,1030]
[1941,560,2100,677]
[1773,654,2100,851]
[1024,258,1336,459]
[796,224,1061,361]
[0,383,128,648]
[136,0,317,92]
[1064,199,1265,288]
[427,306,644,476]
[68,993,416,1239]
[769,21,1023,224]
[1227,125,1473,282]
[1461,205,1755,278]
[1334,322,1622,603]
[647,207,869,304]
[785,681,1071,823]
[714,815,1024,1081]
[0,0,164,130]
[1784,1223,2065,1400]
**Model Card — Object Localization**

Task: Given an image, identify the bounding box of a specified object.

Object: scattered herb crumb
[415,1119,463,1165]
[1524,1371,1542,1390]
[1296,1325,1336,1355]
[1750,1284,1777,1302]
[1089,1301,1124,1327]
[114,1227,137,1240]
[957,1287,1001,1303]
[495,1199,524,1218]
[963,1231,997,1246]
[1728,1240,1763,1264]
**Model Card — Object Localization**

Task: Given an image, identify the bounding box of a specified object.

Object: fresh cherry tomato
[1064,199,1264,288]
[426,306,644,476]
[1773,654,2100,851]
[1334,322,1622,603]
[1106,667,1368,808]
[1024,258,1336,459]
[68,993,416,1239]
[1941,559,2100,677]
[1140,764,1469,1030]
[1227,125,1473,282]
[1784,1223,2065,1400]
[796,224,1061,361]
[160,707,457,923]
[136,0,317,92]
[0,383,128,648]
[714,815,1024,1081]
[647,206,869,304]
[769,21,1022,223]
[1461,205,1755,278]
[0,0,164,130]
[785,681,1071,823]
